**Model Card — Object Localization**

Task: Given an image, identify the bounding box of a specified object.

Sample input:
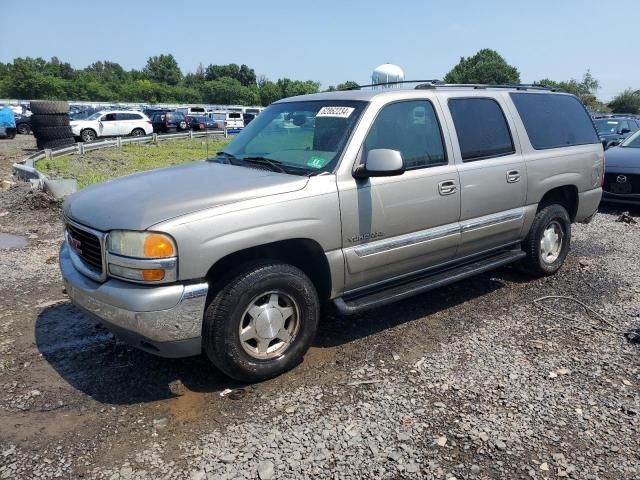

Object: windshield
[594,119,620,134]
[86,112,102,121]
[621,130,640,148]
[219,100,367,175]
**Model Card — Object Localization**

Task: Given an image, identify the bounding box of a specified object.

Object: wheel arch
[205,238,333,302]
[537,185,579,222]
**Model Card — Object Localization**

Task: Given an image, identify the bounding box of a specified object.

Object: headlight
[106,231,177,283]
[107,231,175,258]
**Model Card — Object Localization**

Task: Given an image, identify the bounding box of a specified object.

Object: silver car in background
[60,84,603,381]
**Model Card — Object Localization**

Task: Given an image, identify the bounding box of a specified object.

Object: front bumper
[59,242,208,357]
[601,190,640,206]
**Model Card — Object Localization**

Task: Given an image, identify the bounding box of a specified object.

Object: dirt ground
[0,135,638,479]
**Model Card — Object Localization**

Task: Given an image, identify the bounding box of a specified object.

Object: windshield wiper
[211,151,237,164]
[240,156,287,173]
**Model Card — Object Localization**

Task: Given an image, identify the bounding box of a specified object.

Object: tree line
[0,54,321,106]
[1,50,638,113]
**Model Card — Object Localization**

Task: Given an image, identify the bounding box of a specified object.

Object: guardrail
[13,129,230,183]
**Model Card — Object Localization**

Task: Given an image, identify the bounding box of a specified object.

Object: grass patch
[36,137,231,189]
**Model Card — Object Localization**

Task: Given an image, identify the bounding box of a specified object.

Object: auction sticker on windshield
[316,107,355,118]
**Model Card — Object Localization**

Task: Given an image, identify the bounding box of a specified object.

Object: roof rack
[414,81,558,92]
[340,80,560,92]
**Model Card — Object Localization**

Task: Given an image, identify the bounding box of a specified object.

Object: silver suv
[60,84,603,381]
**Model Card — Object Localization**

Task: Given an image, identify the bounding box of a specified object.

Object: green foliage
[608,89,640,114]
[536,70,605,110]
[336,81,360,90]
[0,55,321,107]
[444,49,520,85]
[143,54,182,85]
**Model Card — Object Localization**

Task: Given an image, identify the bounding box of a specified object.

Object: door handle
[438,180,457,196]
[506,170,521,183]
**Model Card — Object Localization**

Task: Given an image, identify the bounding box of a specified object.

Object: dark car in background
[15,114,32,134]
[187,115,222,131]
[242,113,256,126]
[593,116,640,149]
[150,111,189,133]
[602,130,640,206]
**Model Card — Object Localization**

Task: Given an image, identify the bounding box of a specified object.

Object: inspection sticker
[316,106,355,118]
[307,156,328,168]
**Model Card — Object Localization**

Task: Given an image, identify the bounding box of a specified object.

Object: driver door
[338,100,461,291]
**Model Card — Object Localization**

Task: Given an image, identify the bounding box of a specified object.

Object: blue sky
[1,0,637,100]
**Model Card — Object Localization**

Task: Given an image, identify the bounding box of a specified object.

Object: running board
[333,249,526,315]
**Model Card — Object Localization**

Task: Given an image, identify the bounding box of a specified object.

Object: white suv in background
[70,111,153,142]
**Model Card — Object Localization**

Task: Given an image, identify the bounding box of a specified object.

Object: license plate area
[610,183,632,194]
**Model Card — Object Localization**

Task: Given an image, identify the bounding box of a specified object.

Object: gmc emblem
[68,235,82,254]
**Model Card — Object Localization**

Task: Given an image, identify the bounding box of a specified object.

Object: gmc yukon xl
[60,84,603,381]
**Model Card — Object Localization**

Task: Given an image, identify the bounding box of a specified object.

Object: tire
[5,128,16,140]
[178,120,187,131]
[29,100,69,115]
[17,123,31,135]
[31,114,70,128]
[80,129,97,142]
[203,263,320,382]
[519,204,571,277]
[34,126,73,141]
[36,136,75,150]
[130,128,145,137]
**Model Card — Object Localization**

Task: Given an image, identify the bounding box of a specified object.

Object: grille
[603,173,640,195]
[66,223,103,272]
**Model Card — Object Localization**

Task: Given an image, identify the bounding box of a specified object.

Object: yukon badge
[348,232,385,243]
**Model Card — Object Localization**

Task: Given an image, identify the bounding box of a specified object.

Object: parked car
[150,111,189,134]
[0,105,17,139]
[15,114,32,134]
[211,110,244,131]
[70,111,153,142]
[243,113,256,126]
[601,130,640,205]
[187,115,221,131]
[59,85,602,382]
[593,116,640,149]
[177,106,208,117]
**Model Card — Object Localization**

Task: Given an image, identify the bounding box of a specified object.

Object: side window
[102,113,116,122]
[115,113,131,121]
[364,100,447,169]
[509,93,599,149]
[448,98,514,162]
[620,120,631,133]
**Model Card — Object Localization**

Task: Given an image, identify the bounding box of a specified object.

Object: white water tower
[372,63,404,88]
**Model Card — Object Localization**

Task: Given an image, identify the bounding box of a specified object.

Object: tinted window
[229,113,242,119]
[510,93,599,149]
[102,113,116,122]
[448,98,514,162]
[364,100,447,169]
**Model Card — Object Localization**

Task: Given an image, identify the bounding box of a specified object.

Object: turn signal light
[144,234,174,258]
[142,269,165,281]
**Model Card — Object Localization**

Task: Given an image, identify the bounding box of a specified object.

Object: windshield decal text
[316,107,355,118]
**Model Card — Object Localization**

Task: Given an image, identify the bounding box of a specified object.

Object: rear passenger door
[441,94,526,256]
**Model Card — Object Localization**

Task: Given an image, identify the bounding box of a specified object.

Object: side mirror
[620,128,631,135]
[354,149,405,179]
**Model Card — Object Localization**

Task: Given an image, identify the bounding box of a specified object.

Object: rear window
[510,93,599,149]
[229,113,242,119]
[448,98,515,162]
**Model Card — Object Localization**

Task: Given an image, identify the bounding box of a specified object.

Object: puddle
[0,233,28,249]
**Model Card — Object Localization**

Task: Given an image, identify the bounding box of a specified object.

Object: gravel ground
[1,137,639,479]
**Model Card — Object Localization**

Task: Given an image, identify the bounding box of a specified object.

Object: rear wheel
[81,129,97,142]
[203,263,319,382]
[519,204,571,276]
[17,123,31,135]
[178,120,187,131]
[131,128,145,137]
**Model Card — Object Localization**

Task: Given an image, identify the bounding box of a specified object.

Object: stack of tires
[30,100,75,150]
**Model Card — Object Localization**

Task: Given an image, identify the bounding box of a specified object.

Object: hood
[604,146,640,170]
[64,161,309,231]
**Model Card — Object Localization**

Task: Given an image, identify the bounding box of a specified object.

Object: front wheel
[81,129,96,142]
[519,204,571,277]
[203,263,319,382]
